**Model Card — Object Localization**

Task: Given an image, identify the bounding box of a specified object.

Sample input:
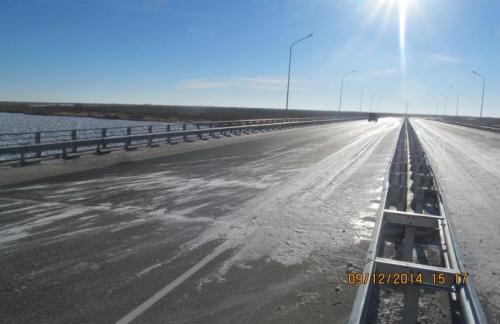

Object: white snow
[176,119,400,280]
[411,118,500,319]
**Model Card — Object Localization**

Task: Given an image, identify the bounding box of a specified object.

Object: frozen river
[0,112,169,135]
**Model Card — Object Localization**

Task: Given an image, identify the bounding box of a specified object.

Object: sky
[1,0,499,117]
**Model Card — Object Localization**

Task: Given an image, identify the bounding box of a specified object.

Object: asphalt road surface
[412,119,500,323]
[1,118,402,323]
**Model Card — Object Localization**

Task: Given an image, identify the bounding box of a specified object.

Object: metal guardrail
[432,118,500,134]
[0,117,362,165]
[0,125,174,147]
[190,117,334,127]
[0,117,343,148]
[349,118,486,323]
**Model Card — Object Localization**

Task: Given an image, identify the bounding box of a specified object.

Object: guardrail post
[20,151,25,165]
[71,130,77,153]
[148,126,153,146]
[35,132,41,158]
[101,128,107,148]
[197,125,203,139]
[125,127,132,149]
[166,125,171,144]
[183,124,188,141]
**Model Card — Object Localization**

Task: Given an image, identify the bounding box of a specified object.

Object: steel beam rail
[0,119,311,138]
[0,117,362,164]
[190,116,336,127]
[0,124,168,138]
[0,116,365,147]
[348,120,406,324]
[430,118,500,134]
[348,118,486,324]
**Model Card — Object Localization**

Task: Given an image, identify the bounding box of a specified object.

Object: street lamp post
[439,93,447,115]
[285,33,314,115]
[338,70,356,111]
[473,70,486,118]
[436,96,440,115]
[359,84,371,112]
[451,86,460,117]
[370,93,374,112]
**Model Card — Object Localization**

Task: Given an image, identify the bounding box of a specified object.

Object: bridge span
[1,118,498,323]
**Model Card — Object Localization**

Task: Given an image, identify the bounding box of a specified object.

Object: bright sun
[372,0,418,74]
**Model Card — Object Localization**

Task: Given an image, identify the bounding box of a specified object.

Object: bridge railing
[0,117,341,148]
[0,124,181,147]
[0,117,363,165]
[431,117,500,133]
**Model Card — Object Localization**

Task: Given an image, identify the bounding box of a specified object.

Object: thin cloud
[427,53,462,64]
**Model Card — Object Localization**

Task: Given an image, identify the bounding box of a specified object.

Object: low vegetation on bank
[0,102,352,123]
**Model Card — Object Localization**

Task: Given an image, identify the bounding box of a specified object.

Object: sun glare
[371,0,417,76]
[399,0,408,74]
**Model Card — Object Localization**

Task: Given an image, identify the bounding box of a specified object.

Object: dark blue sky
[1,0,499,116]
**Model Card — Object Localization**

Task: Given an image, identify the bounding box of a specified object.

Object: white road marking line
[115,243,229,324]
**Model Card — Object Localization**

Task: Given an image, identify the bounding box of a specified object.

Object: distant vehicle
[368,113,379,122]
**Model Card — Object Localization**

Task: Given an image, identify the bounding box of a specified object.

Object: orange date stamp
[347,272,468,286]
